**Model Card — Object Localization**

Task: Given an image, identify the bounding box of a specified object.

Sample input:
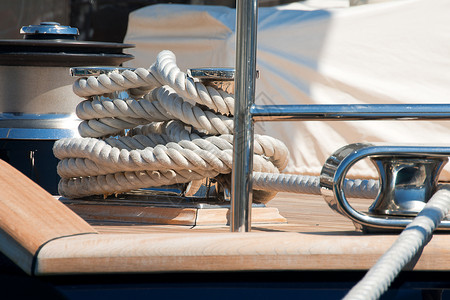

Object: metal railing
[231,0,450,232]
[231,0,259,232]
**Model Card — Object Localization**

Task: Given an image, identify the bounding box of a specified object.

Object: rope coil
[54,50,380,202]
[54,50,288,202]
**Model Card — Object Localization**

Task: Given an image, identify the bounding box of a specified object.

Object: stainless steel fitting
[187,68,235,94]
[369,156,447,216]
[320,143,450,232]
[20,22,79,39]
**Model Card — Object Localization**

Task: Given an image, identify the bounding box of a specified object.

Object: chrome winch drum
[0,22,134,194]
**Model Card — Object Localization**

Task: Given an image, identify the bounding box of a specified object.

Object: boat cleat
[320,143,450,232]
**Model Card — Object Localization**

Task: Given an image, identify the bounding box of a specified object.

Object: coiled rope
[53,50,379,202]
[54,50,287,202]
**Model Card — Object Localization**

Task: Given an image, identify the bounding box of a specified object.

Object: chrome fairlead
[320,143,450,232]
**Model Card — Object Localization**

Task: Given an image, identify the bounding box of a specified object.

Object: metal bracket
[320,143,450,232]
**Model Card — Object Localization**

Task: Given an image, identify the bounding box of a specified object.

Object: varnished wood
[34,230,450,274]
[63,200,286,226]
[64,203,199,225]
[0,160,96,274]
[2,164,450,275]
[31,192,450,274]
[92,192,359,234]
[195,207,286,225]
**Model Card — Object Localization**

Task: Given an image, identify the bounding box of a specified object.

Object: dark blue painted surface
[0,139,60,194]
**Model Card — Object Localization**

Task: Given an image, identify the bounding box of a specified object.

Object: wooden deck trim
[0,160,97,275]
[62,201,287,226]
[2,159,450,276]
[34,231,450,275]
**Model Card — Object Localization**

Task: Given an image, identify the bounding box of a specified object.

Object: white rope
[73,68,160,98]
[154,86,234,135]
[73,50,234,115]
[54,50,288,202]
[343,185,450,300]
[150,50,235,115]
[76,96,170,121]
[75,85,235,137]
[55,49,380,202]
[252,172,379,199]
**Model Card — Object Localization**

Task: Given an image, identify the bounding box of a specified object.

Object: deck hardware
[20,22,79,40]
[251,104,450,122]
[187,68,235,94]
[243,101,450,233]
[320,143,450,232]
[0,24,133,194]
[369,156,447,216]
[232,0,259,232]
[70,66,136,77]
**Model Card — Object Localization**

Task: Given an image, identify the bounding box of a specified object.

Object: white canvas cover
[124,0,450,180]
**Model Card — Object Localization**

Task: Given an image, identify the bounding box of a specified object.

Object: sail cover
[124,0,450,179]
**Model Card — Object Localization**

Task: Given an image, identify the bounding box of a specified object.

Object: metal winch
[0,22,134,194]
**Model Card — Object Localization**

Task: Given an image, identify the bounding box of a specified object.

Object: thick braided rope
[150,50,235,115]
[344,186,450,300]
[59,169,221,199]
[76,92,172,137]
[73,50,234,115]
[55,130,287,179]
[73,68,161,98]
[55,132,285,200]
[75,86,234,137]
[55,51,289,200]
[56,140,280,199]
[76,96,170,121]
[253,172,379,199]
[56,50,382,202]
[154,86,234,135]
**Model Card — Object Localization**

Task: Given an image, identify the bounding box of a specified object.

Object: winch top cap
[20,22,79,39]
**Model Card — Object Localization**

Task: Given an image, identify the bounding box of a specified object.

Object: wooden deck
[1,158,450,276]
[37,193,450,275]
[90,193,362,234]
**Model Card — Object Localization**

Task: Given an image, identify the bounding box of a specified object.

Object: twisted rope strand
[55,50,376,201]
[73,50,234,115]
[343,186,450,300]
[55,51,289,199]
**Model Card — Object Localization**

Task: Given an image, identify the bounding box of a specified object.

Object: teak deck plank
[0,160,97,275]
[92,192,361,234]
[35,228,450,275]
[34,191,450,275]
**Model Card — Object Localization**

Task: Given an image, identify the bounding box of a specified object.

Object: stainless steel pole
[231,0,259,232]
[251,104,450,121]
